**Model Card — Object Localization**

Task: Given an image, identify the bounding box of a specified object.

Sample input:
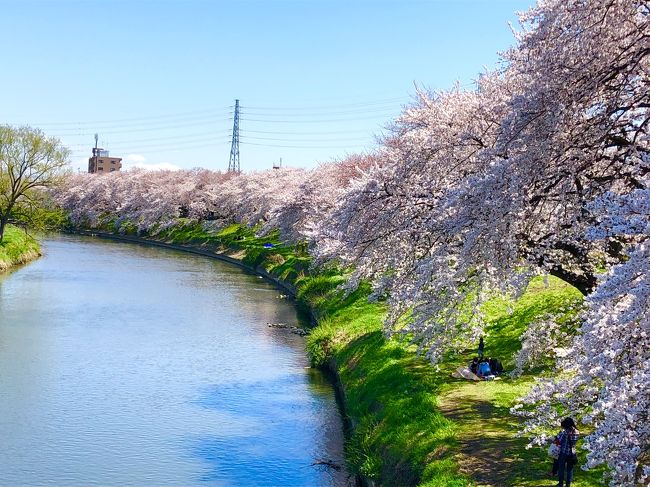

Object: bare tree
[0,125,69,242]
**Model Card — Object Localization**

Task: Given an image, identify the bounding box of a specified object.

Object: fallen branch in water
[267,323,308,336]
[311,459,342,470]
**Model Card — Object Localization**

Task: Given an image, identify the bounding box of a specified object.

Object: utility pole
[228,99,240,173]
[92,133,99,173]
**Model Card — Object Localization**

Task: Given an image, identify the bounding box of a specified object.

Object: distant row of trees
[5,0,648,484]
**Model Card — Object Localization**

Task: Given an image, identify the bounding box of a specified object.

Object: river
[0,235,348,486]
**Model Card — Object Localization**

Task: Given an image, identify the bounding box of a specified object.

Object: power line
[50,117,232,136]
[239,105,403,117]
[26,106,234,127]
[119,142,230,155]
[48,95,408,164]
[69,138,368,155]
[243,128,376,135]
[69,136,231,153]
[241,141,372,150]
[240,114,395,124]
[61,130,232,146]
[113,137,231,151]
[17,96,408,128]
[70,140,231,157]
[241,96,409,111]
[64,131,371,152]
[241,135,372,143]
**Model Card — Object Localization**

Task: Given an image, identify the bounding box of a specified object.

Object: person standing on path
[556,417,579,487]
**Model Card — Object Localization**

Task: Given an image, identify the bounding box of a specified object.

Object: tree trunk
[549,266,597,296]
[0,215,7,243]
[0,200,17,244]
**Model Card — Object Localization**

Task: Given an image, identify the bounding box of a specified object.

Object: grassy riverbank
[303,266,603,486]
[90,220,603,486]
[0,225,41,273]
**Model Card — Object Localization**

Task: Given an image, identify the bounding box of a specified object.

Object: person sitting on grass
[470,357,480,375]
[488,357,504,375]
[477,360,491,378]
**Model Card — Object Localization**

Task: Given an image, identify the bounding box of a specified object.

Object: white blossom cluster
[511,309,579,378]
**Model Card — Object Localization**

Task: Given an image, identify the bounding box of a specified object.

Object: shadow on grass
[440,393,527,486]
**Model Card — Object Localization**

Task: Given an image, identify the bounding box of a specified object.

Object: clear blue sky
[1,0,534,172]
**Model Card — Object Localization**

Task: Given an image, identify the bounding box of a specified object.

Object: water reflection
[192,374,347,485]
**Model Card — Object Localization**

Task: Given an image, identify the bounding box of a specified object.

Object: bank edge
[0,225,41,273]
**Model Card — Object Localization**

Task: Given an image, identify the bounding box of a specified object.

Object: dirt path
[438,383,532,487]
[440,395,517,487]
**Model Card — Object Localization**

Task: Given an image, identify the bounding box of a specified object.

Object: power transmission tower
[228,99,240,173]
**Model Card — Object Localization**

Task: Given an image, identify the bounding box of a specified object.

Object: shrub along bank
[0,225,41,273]
[82,220,602,487]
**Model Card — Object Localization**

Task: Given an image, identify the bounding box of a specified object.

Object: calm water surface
[0,236,348,486]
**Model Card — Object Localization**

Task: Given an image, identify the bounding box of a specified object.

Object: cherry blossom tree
[263,154,378,245]
[505,2,649,483]
[514,188,649,486]
[318,0,647,327]
[312,0,648,481]
[314,75,528,361]
[55,168,232,233]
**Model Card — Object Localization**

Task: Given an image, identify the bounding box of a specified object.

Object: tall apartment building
[88,148,122,174]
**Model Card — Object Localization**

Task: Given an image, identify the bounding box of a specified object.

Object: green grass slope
[0,225,41,273]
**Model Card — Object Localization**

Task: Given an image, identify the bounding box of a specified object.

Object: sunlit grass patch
[479,276,583,369]
[0,225,41,271]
